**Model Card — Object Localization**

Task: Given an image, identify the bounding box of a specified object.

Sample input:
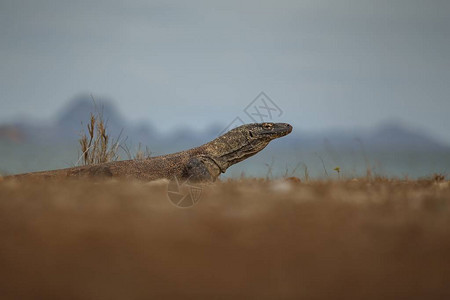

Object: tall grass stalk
[77,111,121,166]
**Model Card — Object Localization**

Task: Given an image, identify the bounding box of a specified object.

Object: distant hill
[367,123,446,151]
[0,95,159,145]
[56,96,127,138]
[0,125,25,143]
[1,95,449,153]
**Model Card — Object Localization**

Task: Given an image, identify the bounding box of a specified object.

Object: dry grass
[77,108,151,166]
[78,112,121,166]
[122,142,152,161]
[1,177,450,299]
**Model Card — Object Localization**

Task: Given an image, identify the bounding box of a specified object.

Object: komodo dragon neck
[6,123,292,182]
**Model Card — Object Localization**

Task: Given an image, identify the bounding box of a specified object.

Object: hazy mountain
[368,123,446,151]
[0,95,159,145]
[1,96,449,153]
[56,96,127,138]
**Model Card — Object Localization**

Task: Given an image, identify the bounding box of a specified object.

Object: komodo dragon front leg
[181,156,222,182]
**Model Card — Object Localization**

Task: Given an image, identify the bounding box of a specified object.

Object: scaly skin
[7,123,293,182]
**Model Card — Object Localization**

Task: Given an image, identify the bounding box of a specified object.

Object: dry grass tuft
[121,142,152,161]
[433,173,446,182]
[78,111,121,166]
[77,100,151,165]
[134,143,152,160]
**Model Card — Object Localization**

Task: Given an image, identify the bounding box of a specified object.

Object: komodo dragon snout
[7,122,293,182]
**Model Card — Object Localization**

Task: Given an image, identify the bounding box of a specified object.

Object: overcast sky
[0,0,449,141]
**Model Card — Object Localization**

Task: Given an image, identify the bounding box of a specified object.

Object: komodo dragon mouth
[6,123,293,182]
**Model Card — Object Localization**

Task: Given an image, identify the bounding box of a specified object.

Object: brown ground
[0,177,449,299]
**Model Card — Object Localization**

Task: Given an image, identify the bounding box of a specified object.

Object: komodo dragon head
[203,122,293,173]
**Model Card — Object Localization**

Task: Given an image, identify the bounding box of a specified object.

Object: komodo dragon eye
[262,123,273,130]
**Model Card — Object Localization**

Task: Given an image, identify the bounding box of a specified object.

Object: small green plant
[334,167,341,179]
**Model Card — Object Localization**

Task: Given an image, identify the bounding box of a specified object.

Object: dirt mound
[1,178,449,299]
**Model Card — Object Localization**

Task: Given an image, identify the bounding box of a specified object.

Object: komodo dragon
[6,122,292,182]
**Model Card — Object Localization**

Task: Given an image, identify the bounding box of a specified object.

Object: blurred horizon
[2,92,450,147]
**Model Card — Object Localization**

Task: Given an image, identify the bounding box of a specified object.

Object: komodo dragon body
[8,123,292,182]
